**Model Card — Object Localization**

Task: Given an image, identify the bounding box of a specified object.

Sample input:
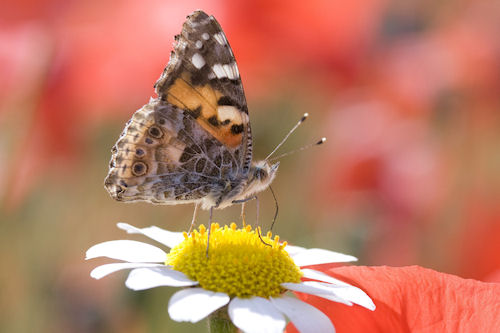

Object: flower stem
[208,306,238,333]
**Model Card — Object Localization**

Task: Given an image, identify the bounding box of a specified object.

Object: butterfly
[104,10,280,227]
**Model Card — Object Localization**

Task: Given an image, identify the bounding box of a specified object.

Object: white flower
[86,223,375,333]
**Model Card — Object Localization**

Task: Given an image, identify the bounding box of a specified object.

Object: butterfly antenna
[264,113,309,161]
[268,137,326,162]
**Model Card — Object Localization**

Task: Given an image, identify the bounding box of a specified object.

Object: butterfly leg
[250,197,271,246]
[232,196,270,246]
[269,185,279,232]
[240,202,247,226]
[233,196,258,226]
[255,196,260,228]
[188,203,199,235]
[206,205,215,258]
[253,196,270,246]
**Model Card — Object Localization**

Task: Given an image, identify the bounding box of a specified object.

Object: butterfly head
[245,161,280,194]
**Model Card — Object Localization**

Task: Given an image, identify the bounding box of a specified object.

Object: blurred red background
[1,0,499,332]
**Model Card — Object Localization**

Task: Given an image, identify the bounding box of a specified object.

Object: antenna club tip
[316,137,326,145]
[300,113,309,122]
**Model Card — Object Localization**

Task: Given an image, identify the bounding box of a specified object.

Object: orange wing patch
[166,72,247,148]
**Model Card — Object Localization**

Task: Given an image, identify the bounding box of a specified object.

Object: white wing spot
[223,62,239,80]
[213,32,227,45]
[212,63,227,78]
[241,112,249,123]
[195,40,203,49]
[217,106,241,122]
[191,53,205,69]
[211,63,239,80]
[202,32,210,40]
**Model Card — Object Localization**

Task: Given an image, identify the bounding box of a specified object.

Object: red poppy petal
[286,265,500,332]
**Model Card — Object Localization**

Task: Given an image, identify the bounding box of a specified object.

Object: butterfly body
[104,10,279,210]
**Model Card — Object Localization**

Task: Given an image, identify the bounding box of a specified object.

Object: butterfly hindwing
[105,99,243,203]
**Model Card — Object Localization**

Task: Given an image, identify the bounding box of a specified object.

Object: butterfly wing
[155,10,252,170]
[104,11,252,207]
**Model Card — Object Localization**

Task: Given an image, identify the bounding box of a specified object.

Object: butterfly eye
[132,161,148,176]
[255,168,267,180]
[148,126,163,139]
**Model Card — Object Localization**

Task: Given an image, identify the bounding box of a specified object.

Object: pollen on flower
[166,223,302,298]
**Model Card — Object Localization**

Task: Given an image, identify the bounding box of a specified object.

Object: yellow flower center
[165,223,302,298]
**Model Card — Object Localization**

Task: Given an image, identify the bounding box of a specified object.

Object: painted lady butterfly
[104,10,280,225]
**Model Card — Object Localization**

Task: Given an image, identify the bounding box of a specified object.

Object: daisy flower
[86,223,375,333]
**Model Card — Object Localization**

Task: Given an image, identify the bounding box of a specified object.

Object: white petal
[270,296,335,333]
[125,267,197,290]
[282,282,352,306]
[90,263,163,279]
[301,268,352,286]
[117,222,184,248]
[300,272,375,311]
[168,288,229,323]
[228,297,286,333]
[289,248,357,266]
[86,240,167,262]
[283,244,307,256]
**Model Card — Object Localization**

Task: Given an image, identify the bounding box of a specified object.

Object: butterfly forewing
[155,11,252,170]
